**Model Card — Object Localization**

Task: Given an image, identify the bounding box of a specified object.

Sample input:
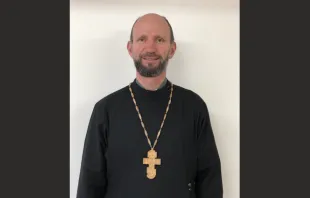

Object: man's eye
[157,38,164,43]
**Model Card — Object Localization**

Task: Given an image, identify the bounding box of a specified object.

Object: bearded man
[76,13,223,198]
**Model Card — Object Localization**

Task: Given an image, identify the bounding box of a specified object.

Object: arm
[195,101,223,198]
[76,103,108,198]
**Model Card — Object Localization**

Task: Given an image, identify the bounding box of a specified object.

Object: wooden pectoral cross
[143,149,161,179]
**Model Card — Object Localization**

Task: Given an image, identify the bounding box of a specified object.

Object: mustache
[140,52,161,58]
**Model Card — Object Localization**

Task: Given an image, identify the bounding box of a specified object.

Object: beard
[133,52,169,77]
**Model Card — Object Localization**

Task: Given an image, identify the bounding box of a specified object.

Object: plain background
[70,0,239,198]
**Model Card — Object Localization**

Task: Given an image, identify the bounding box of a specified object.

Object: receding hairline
[129,14,175,43]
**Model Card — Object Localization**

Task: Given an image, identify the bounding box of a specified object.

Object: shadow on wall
[167,41,214,90]
[78,30,136,95]
[101,30,135,79]
[166,41,188,86]
[98,30,138,84]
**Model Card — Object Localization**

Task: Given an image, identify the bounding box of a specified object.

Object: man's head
[127,13,177,78]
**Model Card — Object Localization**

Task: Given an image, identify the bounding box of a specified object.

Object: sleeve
[195,101,223,198]
[76,103,108,198]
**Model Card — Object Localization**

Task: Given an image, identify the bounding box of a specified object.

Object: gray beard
[134,56,169,77]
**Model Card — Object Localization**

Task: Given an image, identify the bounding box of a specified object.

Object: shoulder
[173,84,212,128]
[173,83,208,109]
[93,85,130,113]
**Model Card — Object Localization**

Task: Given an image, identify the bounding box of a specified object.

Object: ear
[168,42,177,59]
[127,41,133,57]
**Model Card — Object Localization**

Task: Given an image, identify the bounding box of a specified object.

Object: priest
[76,13,223,198]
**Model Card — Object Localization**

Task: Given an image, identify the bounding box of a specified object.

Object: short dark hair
[129,16,175,44]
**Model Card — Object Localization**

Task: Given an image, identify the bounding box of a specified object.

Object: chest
[105,97,198,165]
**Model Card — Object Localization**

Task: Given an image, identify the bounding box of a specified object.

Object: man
[76,13,223,198]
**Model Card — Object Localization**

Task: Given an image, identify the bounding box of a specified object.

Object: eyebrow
[136,34,166,41]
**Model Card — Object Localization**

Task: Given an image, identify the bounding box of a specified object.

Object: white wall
[70,1,239,198]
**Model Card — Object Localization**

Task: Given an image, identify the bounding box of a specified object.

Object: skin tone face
[127,13,177,90]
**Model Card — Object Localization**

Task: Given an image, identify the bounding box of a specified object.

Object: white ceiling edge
[70,0,239,10]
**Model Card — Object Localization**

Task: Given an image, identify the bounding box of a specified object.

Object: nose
[144,39,157,51]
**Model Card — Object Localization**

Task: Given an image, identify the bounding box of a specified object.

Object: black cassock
[76,79,223,198]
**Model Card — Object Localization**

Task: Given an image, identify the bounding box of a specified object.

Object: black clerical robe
[76,79,223,198]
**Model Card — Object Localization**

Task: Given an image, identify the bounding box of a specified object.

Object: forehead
[132,16,170,39]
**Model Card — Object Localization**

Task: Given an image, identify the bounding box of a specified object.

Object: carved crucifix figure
[143,149,161,179]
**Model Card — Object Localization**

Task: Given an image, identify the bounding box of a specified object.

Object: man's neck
[136,73,167,91]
